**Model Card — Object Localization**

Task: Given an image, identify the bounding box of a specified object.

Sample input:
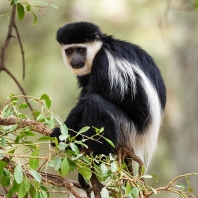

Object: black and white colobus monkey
[51,22,166,189]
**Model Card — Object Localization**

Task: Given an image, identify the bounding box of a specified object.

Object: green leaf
[78,166,92,180]
[49,115,55,129]
[17,4,25,20]
[31,11,37,26]
[35,0,48,6]
[37,136,51,141]
[18,180,30,198]
[142,175,152,179]
[101,164,108,177]
[70,143,79,155]
[40,94,49,100]
[29,149,39,170]
[11,179,20,193]
[185,175,193,193]
[92,126,104,134]
[132,187,139,198]
[111,161,117,172]
[14,164,23,184]
[49,4,58,9]
[11,96,18,105]
[98,127,104,133]
[45,99,51,109]
[10,0,20,6]
[40,185,49,197]
[58,142,67,150]
[40,189,48,198]
[1,104,8,115]
[6,189,13,198]
[81,156,91,164]
[1,137,6,148]
[71,154,83,160]
[125,182,132,196]
[28,169,41,183]
[94,164,104,182]
[35,190,40,198]
[54,157,62,170]
[68,159,76,171]
[101,187,109,198]
[19,102,28,109]
[0,169,10,186]
[102,137,115,148]
[0,160,8,176]
[176,183,185,190]
[29,183,36,197]
[60,124,68,136]
[152,173,158,183]
[61,157,69,177]
[26,3,31,11]
[77,126,90,135]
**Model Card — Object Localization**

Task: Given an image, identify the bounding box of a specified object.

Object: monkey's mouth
[71,64,84,69]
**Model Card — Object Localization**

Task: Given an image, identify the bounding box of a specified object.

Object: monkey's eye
[78,48,85,54]
[65,48,73,55]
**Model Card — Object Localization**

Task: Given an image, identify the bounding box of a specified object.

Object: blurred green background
[0,0,198,197]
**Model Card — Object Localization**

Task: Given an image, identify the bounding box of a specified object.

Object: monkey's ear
[95,33,100,41]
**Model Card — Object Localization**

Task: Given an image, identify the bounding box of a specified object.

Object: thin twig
[2,68,34,112]
[0,5,16,70]
[13,23,25,80]
[0,6,31,111]
[144,173,198,198]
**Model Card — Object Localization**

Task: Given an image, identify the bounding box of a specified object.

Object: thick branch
[90,174,103,198]
[0,115,51,136]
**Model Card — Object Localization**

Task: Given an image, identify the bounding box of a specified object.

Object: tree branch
[0,115,51,136]
[0,5,16,71]
[144,173,198,198]
[13,23,25,80]
[2,68,33,112]
[0,5,31,111]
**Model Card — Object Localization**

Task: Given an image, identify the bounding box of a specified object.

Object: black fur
[51,22,166,190]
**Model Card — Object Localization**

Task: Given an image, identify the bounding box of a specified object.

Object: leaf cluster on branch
[0,95,197,198]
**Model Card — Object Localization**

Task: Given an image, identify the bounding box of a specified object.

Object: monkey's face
[61,41,102,76]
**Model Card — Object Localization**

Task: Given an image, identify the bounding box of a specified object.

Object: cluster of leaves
[0,95,197,198]
[0,94,57,197]
[9,0,58,25]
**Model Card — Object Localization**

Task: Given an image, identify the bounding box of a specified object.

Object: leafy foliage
[9,0,58,25]
[0,94,197,197]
